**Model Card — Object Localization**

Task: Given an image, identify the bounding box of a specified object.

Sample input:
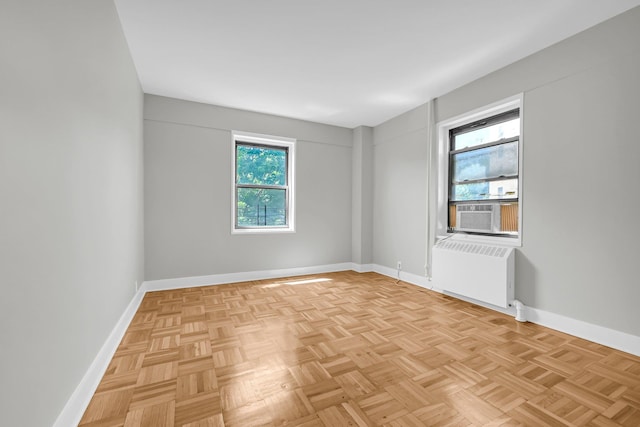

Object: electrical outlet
[397,261,402,270]
[134,280,138,292]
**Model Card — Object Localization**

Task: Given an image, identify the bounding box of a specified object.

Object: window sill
[438,232,521,247]
[232,227,296,235]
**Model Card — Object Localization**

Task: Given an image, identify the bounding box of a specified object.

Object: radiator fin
[432,241,515,308]
[436,241,508,258]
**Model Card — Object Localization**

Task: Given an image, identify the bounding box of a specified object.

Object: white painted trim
[231,130,296,234]
[351,263,374,273]
[56,263,639,426]
[371,263,430,288]
[373,263,639,357]
[449,293,640,357]
[53,262,354,425]
[436,93,524,247]
[438,94,524,131]
[52,288,146,427]
[142,263,354,292]
[525,307,640,357]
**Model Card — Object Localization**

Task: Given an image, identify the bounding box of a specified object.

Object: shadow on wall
[515,249,537,307]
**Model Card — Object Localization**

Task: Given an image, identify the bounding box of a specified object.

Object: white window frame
[436,94,524,246]
[231,131,296,234]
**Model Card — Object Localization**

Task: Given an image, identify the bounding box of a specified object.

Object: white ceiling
[114,0,640,129]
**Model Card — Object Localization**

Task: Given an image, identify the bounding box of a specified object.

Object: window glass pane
[236,144,286,186]
[452,141,518,183]
[451,178,518,201]
[237,188,286,226]
[453,117,519,150]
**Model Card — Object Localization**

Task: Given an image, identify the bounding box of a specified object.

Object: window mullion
[451,174,519,186]
[450,136,519,154]
[443,103,521,239]
[232,132,295,233]
[237,183,287,191]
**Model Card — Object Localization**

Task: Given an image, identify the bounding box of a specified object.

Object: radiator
[432,240,515,308]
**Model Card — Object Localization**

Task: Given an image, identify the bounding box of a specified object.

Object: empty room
[3,0,640,426]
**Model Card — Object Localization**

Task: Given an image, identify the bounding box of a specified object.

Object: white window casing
[231,130,296,234]
[436,94,524,246]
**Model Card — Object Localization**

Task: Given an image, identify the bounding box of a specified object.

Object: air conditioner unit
[456,203,501,233]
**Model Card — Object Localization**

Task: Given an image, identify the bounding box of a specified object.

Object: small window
[437,95,523,243]
[232,131,295,233]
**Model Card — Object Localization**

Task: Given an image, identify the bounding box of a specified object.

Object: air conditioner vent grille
[436,241,508,257]
[458,204,494,212]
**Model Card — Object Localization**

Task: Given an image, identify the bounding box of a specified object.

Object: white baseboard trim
[370,264,640,357]
[351,263,374,273]
[54,262,354,426]
[371,263,430,288]
[142,262,355,292]
[56,262,640,426]
[53,287,146,427]
[525,307,640,357]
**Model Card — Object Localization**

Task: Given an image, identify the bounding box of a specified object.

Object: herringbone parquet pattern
[80,271,640,426]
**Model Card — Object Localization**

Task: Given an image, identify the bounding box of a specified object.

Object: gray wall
[373,7,640,336]
[373,105,429,277]
[352,126,374,265]
[0,1,144,426]
[144,95,352,280]
[3,4,638,424]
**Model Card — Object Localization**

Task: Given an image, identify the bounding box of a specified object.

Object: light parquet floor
[80,271,640,426]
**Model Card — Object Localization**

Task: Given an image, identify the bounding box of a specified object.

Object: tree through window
[232,132,295,233]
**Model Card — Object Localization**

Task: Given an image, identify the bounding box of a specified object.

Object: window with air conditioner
[437,95,523,244]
